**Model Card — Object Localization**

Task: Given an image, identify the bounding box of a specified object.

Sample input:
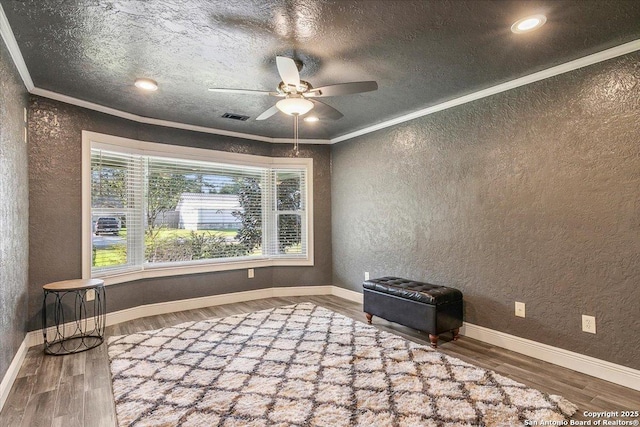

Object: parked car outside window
[95,217,120,235]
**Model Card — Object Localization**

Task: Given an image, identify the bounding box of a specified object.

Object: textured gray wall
[0,39,29,381]
[332,53,640,369]
[28,97,332,330]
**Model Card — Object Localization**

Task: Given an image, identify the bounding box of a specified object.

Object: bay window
[82,131,313,284]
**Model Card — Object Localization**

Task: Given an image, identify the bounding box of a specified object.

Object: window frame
[82,131,314,285]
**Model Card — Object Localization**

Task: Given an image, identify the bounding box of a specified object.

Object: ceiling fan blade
[309,99,343,120]
[306,81,378,97]
[256,105,279,121]
[276,56,301,89]
[209,88,278,96]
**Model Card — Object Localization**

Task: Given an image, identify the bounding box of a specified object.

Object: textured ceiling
[2,0,640,140]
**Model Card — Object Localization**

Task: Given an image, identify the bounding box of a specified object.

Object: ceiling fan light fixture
[304,116,319,122]
[276,97,314,116]
[511,14,547,33]
[134,78,158,91]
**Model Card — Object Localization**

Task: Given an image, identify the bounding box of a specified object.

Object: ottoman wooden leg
[365,313,373,324]
[428,334,439,348]
[452,328,460,341]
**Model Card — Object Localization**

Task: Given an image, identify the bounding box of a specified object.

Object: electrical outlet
[86,289,95,301]
[248,268,254,279]
[515,301,525,318]
[582,315,596,334]
[364,272,370,281]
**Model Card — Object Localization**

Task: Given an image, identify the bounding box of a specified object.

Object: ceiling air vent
[222,113,250,121]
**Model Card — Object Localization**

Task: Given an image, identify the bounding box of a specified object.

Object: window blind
[90,144,309,276]
[90,149,144,274]
[145,156,267,264]
[266,169,307,257]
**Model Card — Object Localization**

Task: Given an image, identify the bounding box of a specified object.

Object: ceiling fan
[208,56,378,121]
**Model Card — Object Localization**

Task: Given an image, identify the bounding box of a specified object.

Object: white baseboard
[104,288,277,331]
[0,337,29,412]
[331,286,363,303]
[273,285,333,297]
[26,286,337,347]
[6,285,639,412]
[461,322,640,392]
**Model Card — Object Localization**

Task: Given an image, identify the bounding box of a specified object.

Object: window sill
[92,257,314,286]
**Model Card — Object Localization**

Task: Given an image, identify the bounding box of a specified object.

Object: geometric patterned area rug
[108,303,577,426]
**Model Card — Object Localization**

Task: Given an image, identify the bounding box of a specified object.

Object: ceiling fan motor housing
[278,80,312,94]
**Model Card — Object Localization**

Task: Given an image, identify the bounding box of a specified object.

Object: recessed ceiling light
[304,116,319,122]
[134,78,158,91]
[511,14,547,34]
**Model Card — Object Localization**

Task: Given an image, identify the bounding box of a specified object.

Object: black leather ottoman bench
[363,276,463,348]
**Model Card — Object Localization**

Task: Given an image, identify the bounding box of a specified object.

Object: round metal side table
[42,278,106,355]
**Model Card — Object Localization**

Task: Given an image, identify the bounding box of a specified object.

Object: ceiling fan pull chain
[293,114,300,157]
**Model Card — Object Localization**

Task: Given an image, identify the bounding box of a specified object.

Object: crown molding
[0,3,33,90]
[331,38,640,143]
[2,4,638,146]
[30,87,330,145]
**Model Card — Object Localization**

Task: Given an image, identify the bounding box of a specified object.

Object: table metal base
[42,285,106,355]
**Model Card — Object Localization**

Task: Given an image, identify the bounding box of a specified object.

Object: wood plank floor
[1,295,638,426]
